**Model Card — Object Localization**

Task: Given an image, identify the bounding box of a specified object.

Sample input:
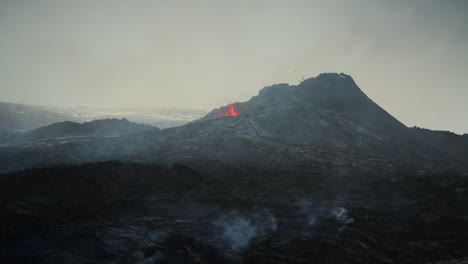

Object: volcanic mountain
[134,73,467,169]
[201,73,405,138]
[0,73,467,173]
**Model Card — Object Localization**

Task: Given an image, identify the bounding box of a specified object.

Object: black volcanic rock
[1,161,468,263]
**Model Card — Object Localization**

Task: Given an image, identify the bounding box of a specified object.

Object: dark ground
[1,161,468,263]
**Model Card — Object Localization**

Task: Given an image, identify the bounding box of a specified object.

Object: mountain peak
[304,72,351,82]
[298,72,361,97]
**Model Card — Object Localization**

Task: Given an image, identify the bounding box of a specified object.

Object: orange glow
[226,105,238,116]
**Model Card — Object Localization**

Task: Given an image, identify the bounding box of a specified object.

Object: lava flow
[225,104,238,116]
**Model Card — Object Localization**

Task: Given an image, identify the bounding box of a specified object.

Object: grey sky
[0,0,467,133]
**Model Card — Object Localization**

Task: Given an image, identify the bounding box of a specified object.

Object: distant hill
[29,118,156,138]
[0,118,157,146]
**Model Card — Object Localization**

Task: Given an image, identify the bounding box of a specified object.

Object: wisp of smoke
[296,199,326,226]
[212,209,277,252]
[331,207,354,224]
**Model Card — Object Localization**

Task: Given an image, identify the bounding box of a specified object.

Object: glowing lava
[226,105,238,116]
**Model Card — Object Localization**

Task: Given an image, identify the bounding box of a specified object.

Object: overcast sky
[0,0,467,133]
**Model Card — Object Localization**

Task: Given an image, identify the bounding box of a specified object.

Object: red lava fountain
[226,105,238,116]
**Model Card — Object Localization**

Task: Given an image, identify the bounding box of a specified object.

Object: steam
[331,207,354,224]
[218,216,256,251]
[296,199,325,226]
[212,209,277,251]
[296,199,354,227]
[95,203,353,262]
[210,203,354,255]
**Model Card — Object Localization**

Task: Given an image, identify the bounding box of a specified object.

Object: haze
[0,0,467,134]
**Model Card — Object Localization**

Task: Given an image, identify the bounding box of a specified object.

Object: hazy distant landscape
[1,1,468,263]
[0,101,206,132]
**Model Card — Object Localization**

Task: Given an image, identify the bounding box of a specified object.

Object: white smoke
[212,209,277,252]
[331,207,354,224]
[296,199,355,227]
[296,199,325,226]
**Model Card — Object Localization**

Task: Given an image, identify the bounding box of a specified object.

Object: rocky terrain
[1,160,468,263]
[1,73,468,263]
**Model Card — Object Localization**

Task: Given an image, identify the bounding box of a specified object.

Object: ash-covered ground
[1,161,468,264]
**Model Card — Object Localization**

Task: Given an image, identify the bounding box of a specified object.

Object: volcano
[201,73,405,137]
[139,73,466,169]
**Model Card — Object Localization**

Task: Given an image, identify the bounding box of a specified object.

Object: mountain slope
[141,101,414,170]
